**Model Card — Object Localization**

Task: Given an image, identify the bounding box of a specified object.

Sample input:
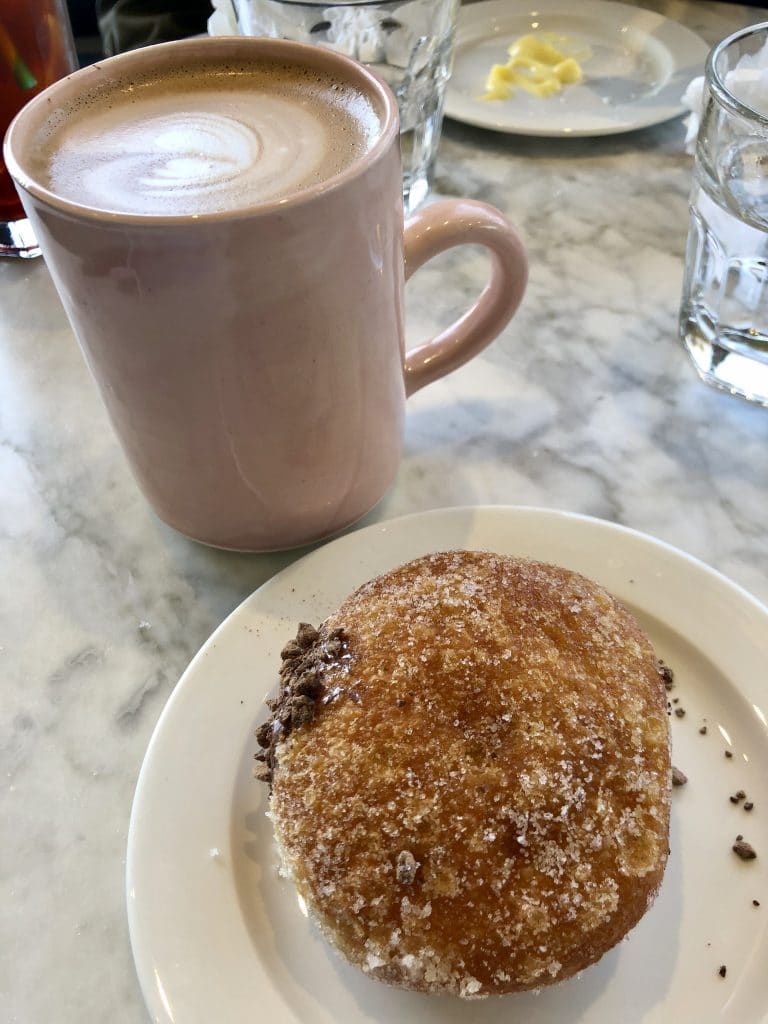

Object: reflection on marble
[2,2,768,1021]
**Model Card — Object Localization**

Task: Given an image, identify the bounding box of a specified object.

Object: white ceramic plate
[127,506,768,1023]
[444,0,709,136]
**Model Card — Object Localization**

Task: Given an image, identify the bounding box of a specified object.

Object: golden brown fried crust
[268,551,671,998]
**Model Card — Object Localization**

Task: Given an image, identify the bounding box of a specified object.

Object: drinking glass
[0,0,77,258]
[679,22,768,405]
[227,0,459,213]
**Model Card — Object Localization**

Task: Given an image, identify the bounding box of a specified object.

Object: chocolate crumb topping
[254,623,348,788]
[671,767,687,787]
[396,849,419,885]
[296,622,320,648]
[288,694,315,728]
[280,639,303,661]
[733,839,757,861]
[255,721,272,748]
[718,965,727,978]
[744,802,754,812]
[658,661,674,690]
[294,674,324,698]
[737,834,743,841]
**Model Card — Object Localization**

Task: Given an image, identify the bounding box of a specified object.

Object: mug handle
[402,199,528,397]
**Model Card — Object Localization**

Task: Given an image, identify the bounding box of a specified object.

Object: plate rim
[443,0,710,137]
[126,504,768,1023]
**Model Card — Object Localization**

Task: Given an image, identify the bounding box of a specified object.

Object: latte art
[51,100,333,214]
[129,112,263,198]
[35,61,381,215]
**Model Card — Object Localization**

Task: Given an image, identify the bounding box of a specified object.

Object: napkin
[682,39,768,154]
[208,0,420,71]
[208,0,238,36]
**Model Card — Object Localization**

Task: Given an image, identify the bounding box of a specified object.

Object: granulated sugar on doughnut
[255,551,671,998]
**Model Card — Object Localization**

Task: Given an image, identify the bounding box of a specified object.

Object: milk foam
[38,64,381,215]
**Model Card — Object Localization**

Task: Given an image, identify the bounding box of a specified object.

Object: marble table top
[3,2,768,1021]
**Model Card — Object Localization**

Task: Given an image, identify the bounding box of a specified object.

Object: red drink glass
[1,0,77,257]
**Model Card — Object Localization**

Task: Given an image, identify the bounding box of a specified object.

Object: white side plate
[127,506,768,1023]
[444,0,709,136]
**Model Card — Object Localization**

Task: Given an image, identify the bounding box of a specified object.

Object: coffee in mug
[5,38,527,550]
[33,60,380,213]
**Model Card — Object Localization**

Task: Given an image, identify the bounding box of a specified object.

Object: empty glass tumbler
[680,22,768,405]
[226,0,459,213]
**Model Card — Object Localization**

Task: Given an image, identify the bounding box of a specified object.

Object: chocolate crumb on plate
[744,802,754,811]
[671,767,688,787]
[725,750,733,758]
[753,899,761,907]
[730,796,740,804]
[733,839,757,861]
[718,965,727,978]
[658,660,674,690]
[699,725,708,735]
[674,707,685,718]
[736,790,746,800]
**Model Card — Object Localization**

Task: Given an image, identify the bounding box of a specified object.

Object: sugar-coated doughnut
[256,551,671,998]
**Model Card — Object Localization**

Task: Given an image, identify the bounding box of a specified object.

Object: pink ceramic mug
[5,37,527,550]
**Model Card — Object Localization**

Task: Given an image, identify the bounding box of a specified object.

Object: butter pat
[482,33,587,100]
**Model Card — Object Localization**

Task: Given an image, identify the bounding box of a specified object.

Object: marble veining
[2,3,768,1021]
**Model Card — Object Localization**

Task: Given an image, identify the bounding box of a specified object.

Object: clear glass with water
[232,0,459,213]
[680,23,768,405]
